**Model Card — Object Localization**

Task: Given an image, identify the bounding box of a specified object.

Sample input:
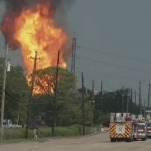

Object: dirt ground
[0,132,151,151]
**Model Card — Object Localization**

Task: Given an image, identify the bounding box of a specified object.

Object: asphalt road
[0,132,151,151]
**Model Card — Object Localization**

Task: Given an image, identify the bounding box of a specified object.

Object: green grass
[0,124,92,141]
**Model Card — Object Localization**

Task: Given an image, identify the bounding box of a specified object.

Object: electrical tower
[71,37,76,75]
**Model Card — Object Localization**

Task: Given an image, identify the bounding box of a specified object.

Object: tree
[0,63,29,125]
[28,67,95,127]
[28,67,81,126]
[93,88,140,125]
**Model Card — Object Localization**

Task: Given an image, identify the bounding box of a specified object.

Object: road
[0,132,151,151]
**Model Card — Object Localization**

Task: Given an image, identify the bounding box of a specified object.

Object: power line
[76,56,151,74]
[5,93,53,105]
[77,45,151,64]
[76,67,146,82]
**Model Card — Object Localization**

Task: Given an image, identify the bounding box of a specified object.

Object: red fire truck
[109,113,139,142]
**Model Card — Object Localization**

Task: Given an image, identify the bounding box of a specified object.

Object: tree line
[0,58,141,128]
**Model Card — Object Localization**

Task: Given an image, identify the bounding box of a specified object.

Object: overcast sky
[1,0,151,106]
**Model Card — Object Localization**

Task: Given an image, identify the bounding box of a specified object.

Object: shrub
[1,125,92,139]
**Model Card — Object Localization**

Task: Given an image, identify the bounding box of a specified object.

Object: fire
[27,72,60,95]
[1,1,70,95]
[13,3,68,73]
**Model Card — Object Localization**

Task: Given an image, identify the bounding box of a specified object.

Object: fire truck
[145,112,151,138]
[109,113,138,142]
[137,114,147,140]
[146,121,151,138]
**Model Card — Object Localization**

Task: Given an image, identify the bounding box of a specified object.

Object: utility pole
[25,51,37,139]
[143,99,146,117]
[126,90,130,113]
[92,80,94,102]
[139,81,142,114]
[71,38,76,75]
[148,83,150,109]
[82,72,85,135]
[130,89,133,102]
[101,81,103,114]
[122,94,124,113]
[135,90,136,105]
[91,80,95,127]
[0,43,9,140]
[52,50,60,137]
[129,89,133,113]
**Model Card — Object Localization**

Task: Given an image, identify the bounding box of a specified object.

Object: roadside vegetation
[1,125,91,139]
[0,59,141,140]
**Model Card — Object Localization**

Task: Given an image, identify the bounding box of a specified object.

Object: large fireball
[1,1,70,95]
[14,3,68,73]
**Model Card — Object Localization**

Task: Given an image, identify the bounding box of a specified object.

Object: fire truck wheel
[110,138,116,142]
[142,138,147,141]
[134,138,138,141]
[126,137,133,142]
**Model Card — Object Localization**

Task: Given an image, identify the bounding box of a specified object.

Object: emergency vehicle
[146,122,151,138]
[137,122,147,140]
[145,113,151,138]
[109,113,138,142]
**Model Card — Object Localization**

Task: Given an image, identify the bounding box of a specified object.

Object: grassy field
[0,124,92,141]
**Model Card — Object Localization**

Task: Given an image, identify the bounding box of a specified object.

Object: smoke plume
[0,0,74,13]
[0,0,74,48]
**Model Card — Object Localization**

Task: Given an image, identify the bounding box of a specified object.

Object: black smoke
[0,0,74,47]
[0,0,74,15]
[0,0,75,31]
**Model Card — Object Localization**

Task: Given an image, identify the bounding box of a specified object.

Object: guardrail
[91,127,109,134]
[4,124,22,128]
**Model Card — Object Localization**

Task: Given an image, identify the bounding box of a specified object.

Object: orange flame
[13,2,68,73]
[26,73,62,95]
[1,1,71,95]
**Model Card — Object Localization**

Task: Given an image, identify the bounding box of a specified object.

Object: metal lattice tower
[71,37,76,75]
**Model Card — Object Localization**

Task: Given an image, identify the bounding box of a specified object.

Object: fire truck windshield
[147,123,151,127]
[138,125,145,130]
